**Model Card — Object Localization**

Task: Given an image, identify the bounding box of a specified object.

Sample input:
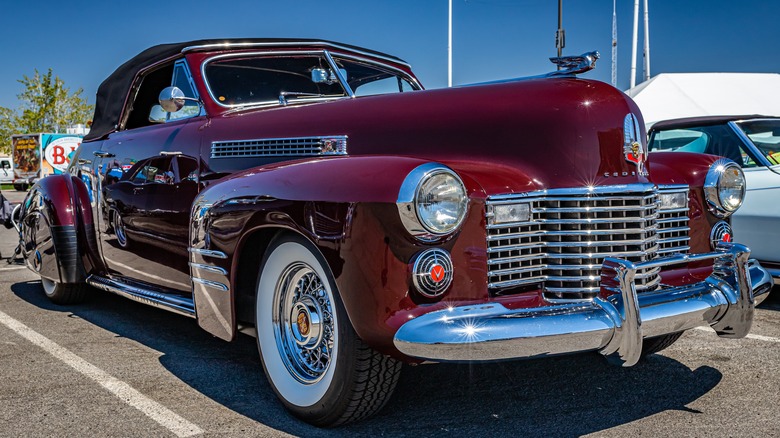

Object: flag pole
[448,0,453,87]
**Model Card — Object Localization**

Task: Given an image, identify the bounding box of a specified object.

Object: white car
[649,115,780,283]
[0,157,13,185]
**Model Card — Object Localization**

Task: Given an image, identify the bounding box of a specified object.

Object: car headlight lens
[397,163,468,239]
[704,159,745,217]
[416,171,467,234]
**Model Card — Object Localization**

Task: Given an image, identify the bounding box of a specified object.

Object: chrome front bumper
[393,243,773,367]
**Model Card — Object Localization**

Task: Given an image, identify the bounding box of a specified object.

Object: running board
[87,275,196,318]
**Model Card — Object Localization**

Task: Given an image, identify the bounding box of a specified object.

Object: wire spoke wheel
[274,263,335,384]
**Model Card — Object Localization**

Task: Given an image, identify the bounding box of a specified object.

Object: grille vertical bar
[486,184,690,301]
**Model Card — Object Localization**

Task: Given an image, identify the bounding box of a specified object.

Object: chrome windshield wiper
[278,91,328,106]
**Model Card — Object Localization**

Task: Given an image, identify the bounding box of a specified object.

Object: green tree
[16,69,93,133]
[0,107,15,155]
[0,69,93,154]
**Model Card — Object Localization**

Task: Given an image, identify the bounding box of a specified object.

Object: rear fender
[20,174,94,284]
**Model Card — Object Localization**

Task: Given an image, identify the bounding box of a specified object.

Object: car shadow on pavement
[12,280,723,437]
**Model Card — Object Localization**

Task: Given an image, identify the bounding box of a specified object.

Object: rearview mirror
[311,68,348,85]
[159,86,186,113]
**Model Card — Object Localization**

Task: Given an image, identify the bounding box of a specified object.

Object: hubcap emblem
[296,310,310,336]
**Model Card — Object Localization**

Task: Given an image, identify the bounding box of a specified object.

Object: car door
[92,58,204,295]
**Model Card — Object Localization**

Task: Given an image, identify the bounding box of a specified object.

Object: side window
[128,156,174,184]
[353,76,416,97]
[333,57,419,97]
[168,60,201,122]
[174,156,199,183]
[124,63,174,130]
[649,129,708,153]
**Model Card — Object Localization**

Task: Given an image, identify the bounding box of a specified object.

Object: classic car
[16,39,773,426]
[648,115,780,284]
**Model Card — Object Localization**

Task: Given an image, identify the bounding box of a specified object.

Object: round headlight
[397,163,468,239]
[704,159,746,217]
[416,170,467,234]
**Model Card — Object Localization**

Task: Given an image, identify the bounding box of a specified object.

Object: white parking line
[694,326,780,343]
[0,266,28,272]
[0,309,203,437]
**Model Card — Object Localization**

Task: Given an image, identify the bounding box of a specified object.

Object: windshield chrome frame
[201,49,421,110]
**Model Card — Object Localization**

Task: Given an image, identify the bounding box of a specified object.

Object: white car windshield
[736,119,780,165]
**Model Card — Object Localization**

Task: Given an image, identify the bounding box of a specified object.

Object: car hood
[205,77,648,196]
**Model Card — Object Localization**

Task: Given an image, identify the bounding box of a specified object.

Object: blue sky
[1,0,778,110]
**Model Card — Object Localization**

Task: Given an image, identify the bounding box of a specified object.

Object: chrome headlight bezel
[397,163,468,241]
[703,158,746,218]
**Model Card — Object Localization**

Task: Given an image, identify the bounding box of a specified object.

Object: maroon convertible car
[16,39,772,426]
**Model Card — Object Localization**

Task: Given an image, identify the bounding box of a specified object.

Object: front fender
[189,155,470,343]
[648,152,726,255]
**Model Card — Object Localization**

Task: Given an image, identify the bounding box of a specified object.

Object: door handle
[93,151,115,158]
[78,158,92,165]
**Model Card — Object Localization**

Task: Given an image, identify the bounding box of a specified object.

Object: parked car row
[648,115,780,284]
[14,39,774,427]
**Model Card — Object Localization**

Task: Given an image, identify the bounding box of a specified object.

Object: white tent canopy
[625,72,780,127]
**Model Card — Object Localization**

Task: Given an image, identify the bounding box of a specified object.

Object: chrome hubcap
[273,263,334,384]
[114,212,128,247]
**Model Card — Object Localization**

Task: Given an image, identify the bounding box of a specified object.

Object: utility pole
[630,0,639,88]
[611,0,617,87]
[555,0,565,65]
[643,0,651,81]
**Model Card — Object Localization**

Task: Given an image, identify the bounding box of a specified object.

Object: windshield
[204,55,347,107]
[648,123,761,168]
[735,119,780,165]
[204,53,419,108]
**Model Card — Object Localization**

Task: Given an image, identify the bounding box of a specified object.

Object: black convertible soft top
[85,38,407,142]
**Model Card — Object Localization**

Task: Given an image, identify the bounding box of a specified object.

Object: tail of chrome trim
[189,262,228,275]
[192,277,229,292]
[87,275,195,318]
[188,248,227,259]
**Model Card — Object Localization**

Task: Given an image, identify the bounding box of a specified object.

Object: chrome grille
[656,185,691,255]
[486,184,690,301]
[211,136,347,158]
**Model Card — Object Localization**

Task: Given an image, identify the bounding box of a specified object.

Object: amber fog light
[412,248,453,298]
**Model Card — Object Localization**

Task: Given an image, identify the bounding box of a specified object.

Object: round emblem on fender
[429,264,445,283]
[710,221,733,249]
[412,249,453,298]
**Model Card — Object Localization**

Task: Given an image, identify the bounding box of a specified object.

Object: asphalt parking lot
[1,188,779,437]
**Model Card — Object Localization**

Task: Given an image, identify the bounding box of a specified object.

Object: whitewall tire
[255,234,401,426]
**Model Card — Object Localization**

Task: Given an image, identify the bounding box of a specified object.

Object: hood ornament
[547,51,600,77]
